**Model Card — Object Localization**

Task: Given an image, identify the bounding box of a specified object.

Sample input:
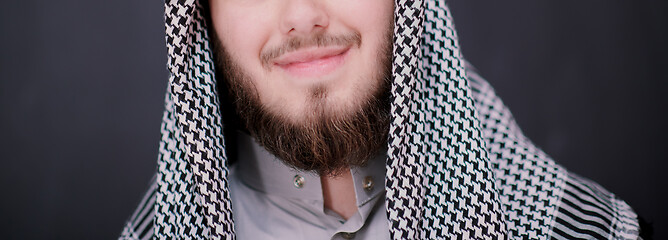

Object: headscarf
[120,0,640,239]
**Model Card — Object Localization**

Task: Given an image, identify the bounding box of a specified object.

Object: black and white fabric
[120,0,640,239]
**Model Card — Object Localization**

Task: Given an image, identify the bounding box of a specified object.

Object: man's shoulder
[463,61,641,239]
[552,172,640,239]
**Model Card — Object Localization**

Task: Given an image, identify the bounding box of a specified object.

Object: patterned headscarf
[120,0,640,239]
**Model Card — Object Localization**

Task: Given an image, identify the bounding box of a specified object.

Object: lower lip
[276,50,348,78]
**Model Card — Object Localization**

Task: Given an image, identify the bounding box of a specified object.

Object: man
[120,0,643,239]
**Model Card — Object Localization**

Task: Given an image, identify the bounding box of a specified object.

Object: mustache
[260,31,362,67]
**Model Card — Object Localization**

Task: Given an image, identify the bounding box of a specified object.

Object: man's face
[209,0,394,174]
[209,0,394,124]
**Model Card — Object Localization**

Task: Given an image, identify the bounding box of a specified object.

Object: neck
[320,169,358,220]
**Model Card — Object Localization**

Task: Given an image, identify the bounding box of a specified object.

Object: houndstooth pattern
[386,0,426,238]
[422,2,507,239]
[155,90,209,239]
[123,0,641,239]
[468,65,567,238]
[387,0,507,238]
[161,0,234,238]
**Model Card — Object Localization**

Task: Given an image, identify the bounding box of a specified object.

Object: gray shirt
[228,133,390,240]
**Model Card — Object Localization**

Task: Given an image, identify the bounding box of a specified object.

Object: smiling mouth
[272,46,350,78]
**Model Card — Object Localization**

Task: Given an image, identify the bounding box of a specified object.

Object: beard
[212,30,393,176]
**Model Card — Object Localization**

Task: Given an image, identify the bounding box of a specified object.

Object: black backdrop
[1,1,665,239]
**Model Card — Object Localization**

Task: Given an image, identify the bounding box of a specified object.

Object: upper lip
[272,45,350,66]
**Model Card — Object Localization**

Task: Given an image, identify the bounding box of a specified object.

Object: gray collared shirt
[228,133,390,240]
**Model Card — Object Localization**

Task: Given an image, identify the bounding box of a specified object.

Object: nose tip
[280,0,329,35]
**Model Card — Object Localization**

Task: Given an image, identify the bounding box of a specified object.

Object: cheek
[210,4,271,71]
[335,0,393,30]
[334,0,393,66]
[210,3,280,98]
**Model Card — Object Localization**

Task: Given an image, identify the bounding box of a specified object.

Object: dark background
[0,0,665,239]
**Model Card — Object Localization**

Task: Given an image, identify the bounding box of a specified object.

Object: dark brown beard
[212,31,392,176]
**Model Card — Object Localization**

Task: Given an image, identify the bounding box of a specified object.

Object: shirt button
[293,175,305,189]
[341,232,356,239]
[363,176,374,191]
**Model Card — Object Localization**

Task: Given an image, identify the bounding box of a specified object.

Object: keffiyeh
[120,0,640,239]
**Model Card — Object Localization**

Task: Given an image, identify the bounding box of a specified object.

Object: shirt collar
[234,132,386,207]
